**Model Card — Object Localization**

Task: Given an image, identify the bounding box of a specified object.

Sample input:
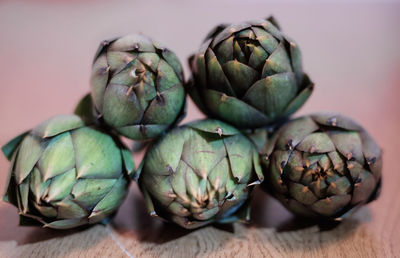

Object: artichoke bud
[261,113,382,220]
[188,16,314,129]
[138,119,263,229]
[87,34,186,140]
[2,115,134,229]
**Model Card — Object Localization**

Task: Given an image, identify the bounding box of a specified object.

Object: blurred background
[0,0,399,244]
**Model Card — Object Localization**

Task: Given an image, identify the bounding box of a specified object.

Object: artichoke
[2,115,134,229]
[136,120,264,229]
[261,113,382,220]
[90,34,186,140]
[187,16,313,129]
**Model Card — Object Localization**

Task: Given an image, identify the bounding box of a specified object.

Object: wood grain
[0,1,400,258]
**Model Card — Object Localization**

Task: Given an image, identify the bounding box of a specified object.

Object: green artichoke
[90,34,186,140]
[261,113,382,220]
[187,16,313,129]
[136,120,264,229]
[2,115,134,229]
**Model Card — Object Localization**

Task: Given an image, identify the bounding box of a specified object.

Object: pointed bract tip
[216,127,223,137]
[327,117,337,126]
[247,180,261,187]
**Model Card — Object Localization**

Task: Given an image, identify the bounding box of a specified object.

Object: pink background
[0,0,399,245]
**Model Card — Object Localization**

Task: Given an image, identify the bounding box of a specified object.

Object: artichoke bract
[187,17,313,129]
[261,113,382,220]
[136,120,264,229]
[2,115,134,229]
[91,34,186,140]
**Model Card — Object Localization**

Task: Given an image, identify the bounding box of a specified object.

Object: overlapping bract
[2,115,134,229]
[91,34,186,140]
[137,120,264,229]
[188,17,313,128]
[261,113,382,219]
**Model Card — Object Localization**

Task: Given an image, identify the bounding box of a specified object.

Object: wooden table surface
[0,1,399,257]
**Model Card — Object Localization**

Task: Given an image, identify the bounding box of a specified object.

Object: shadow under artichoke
[248,187,369,234]
[111,184,239,244]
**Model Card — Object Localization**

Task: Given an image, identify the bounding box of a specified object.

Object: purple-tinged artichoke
[187,16,313,129]
[261,113,382,220]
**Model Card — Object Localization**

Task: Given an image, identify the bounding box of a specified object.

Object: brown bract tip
[327,117,337,126]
